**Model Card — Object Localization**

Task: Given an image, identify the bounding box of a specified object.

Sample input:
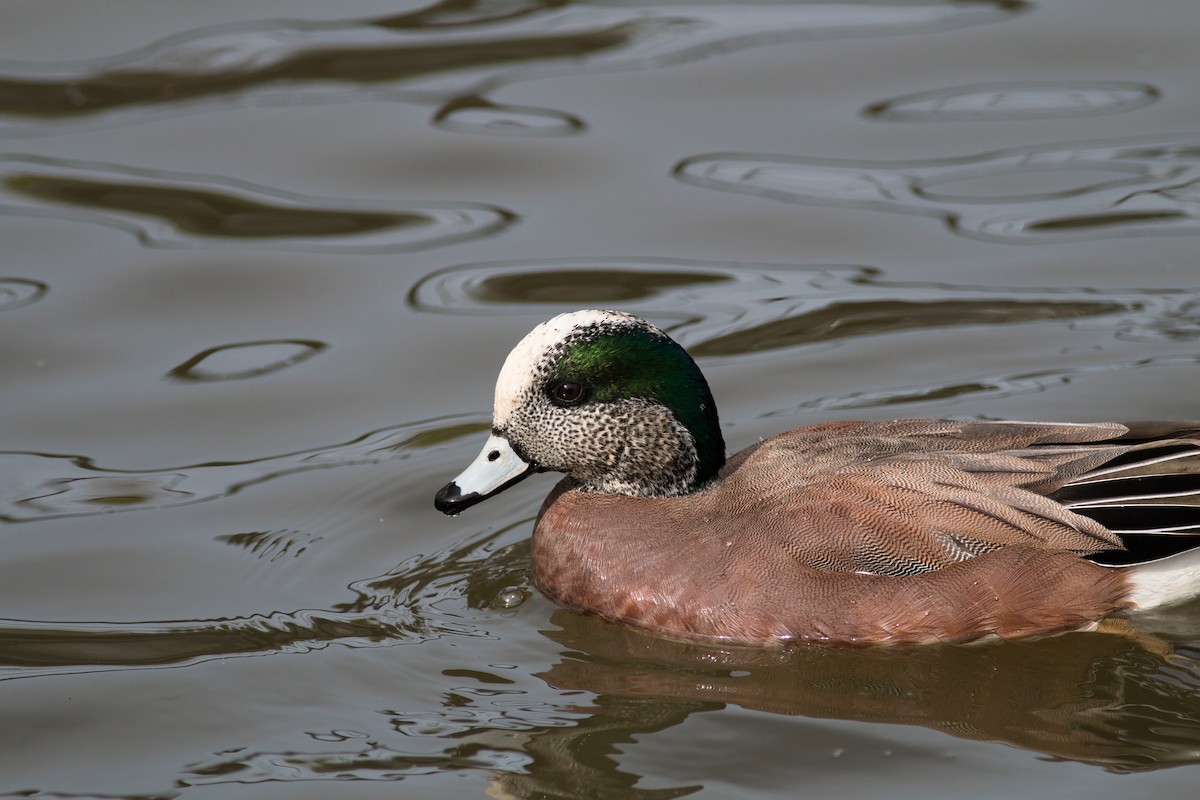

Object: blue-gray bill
[435,432,535,514]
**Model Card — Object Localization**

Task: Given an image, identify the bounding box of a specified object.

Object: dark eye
[548,380,586,406]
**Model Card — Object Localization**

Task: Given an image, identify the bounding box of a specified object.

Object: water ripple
[0,608,418,674]
[674,134,1200,243]
[180,741,523,785]
[863,81,1159,121]
[0,0,1025,137]
[433,95,585,136]
[181,693,578,786]
[777,354,1200,415]
[409,256,1199,356]
[216,530,324,561]
[166,339,327,382]
[0,277,47,312]
[0,524,533,681]
[0,415,488,523]
[0,155,515,252]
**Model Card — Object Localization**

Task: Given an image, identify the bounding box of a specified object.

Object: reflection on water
[863,81,1159,121]
[0,0,1024,137]
[675,135,1200,243]
[0,155,515,252]
[530,612,1200,774]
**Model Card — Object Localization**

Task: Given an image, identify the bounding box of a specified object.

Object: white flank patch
[1125,546,1200,609]
[492,310,645,424]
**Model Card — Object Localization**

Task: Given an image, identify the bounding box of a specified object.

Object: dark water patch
[411,256,1197,358]
[0,0,1024,137]
[0,23,631,123]
[1022,210,1188,233]
[864,81,1159,121]
[0,609,416,673]
[471,268,728,304]
[0,416,488,523]
[674,135,1200,243]
[8,175,418,239]
[433,95,585,136]
[463,266,730,305]
[374,0,563,31]
[166,339,326,382]
[0,156,514,252]
[442,667,516,684]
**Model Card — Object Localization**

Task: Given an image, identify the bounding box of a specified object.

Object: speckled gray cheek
[504,394,611,476]
[601,399,699,495]
[503,394,699,496]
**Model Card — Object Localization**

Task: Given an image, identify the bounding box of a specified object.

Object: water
[2,0,1200,797]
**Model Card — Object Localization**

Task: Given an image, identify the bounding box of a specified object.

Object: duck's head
[435,309,725,514]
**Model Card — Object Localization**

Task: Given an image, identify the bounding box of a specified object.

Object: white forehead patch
[492,310,644,425]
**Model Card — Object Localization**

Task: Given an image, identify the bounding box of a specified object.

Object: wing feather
[726,420,1200,577]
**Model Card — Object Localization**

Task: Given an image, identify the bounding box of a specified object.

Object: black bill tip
[434,481,485,515]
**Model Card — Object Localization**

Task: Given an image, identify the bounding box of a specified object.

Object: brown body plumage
[533,419,1200,645]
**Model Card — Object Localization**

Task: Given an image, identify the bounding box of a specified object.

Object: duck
[435,309,1200,646]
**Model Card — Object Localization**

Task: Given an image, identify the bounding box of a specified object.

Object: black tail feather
[1051,437,1200,564]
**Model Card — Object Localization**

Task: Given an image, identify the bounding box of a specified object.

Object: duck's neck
[580,391,726,499]
[666,349,725,493]
[679,394,725,493]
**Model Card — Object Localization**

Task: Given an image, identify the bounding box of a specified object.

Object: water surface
[3,0,1200,798]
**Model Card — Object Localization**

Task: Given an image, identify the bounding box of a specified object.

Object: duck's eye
[548,380,586,406]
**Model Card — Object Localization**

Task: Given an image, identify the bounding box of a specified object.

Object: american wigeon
[435,310,1200,645]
